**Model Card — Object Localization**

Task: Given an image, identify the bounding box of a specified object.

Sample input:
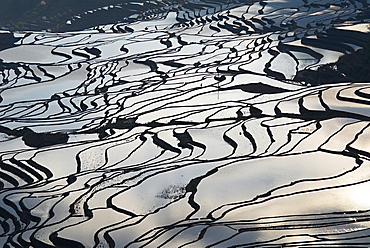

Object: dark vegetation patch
[224,83,289,94]
[22,130,69,148]
[0,0,141,31]
[294,32,370,85]
[0,0,126,31]
[0,0,186,32]
[0,33,21,52]
[0,125,68,148]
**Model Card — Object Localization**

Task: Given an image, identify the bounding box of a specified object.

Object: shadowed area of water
[1,0,370,247]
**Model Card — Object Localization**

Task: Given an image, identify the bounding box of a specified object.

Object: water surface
[1,0,370,247]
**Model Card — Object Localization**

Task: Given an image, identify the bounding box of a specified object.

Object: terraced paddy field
[1,0,370,247]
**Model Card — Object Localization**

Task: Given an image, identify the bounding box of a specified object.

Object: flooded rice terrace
[0,0,370,247]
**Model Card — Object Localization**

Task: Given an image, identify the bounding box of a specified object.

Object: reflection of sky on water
[55,148,370,246]
[0,45,58,63]
[1,0,370,247]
